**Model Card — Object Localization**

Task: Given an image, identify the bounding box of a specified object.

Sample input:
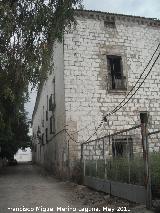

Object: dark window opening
[107,55,126,90]
[112,137,133,158]
[40,144,41,155]
[41,133,44,145]
[42,106,44,127]
[50,117,52,134]
[140,112,148,124]
[47,95,48,110]
[45,128,48,143]
[50,116,55,134]
[49,95,52,111]
[104,20,115,28]
[46,110,48,121]
[49,94,55,111]
[42,119,44,127]
[37,126,41,140]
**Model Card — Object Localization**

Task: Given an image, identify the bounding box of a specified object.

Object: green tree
[0,0,83,159]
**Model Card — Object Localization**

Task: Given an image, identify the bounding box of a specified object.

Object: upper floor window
[107,55,126,90]
[46,110,48,121]
[49,77,56,111]
[104,20,115,28]
[49,94,56,111]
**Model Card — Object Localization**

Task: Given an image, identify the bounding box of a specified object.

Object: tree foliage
[0,0,83,158]
[0,111,31,159]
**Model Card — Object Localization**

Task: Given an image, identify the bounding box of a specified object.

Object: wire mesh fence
[82,125,146,185]
[81,124,160,209]
[148,130,160,208]
[84,156,145,185]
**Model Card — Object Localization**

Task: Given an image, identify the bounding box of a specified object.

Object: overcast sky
[84,0,160,18]
[25,0,160,119]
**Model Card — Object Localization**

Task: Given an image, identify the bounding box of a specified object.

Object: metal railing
[148,130,160,209]
[81,124,144,184]
[81,123,160,210]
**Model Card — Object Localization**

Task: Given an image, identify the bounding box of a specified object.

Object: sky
[25,0,160,119]
[83,0,160,19]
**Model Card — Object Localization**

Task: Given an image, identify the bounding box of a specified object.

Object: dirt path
[0,163,153,213]
[0,164,83,213]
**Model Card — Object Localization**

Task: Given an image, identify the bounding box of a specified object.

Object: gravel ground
[0,163,84,213]
[61,182,154,213]
[0,163,154,213]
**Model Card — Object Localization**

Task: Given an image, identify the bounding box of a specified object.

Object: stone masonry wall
[63,11,160,159]
[32,11,160,178]
[82,126,143,160]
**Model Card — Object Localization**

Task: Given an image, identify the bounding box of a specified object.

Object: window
[47,95,48,110]
[46,110,48,121]
[40,144,41,156]
[104,20,115,28]
[42,106,44,127]
[42,119,44,127]
[140,112,148,124]
[112,137,133,158]
[49,95,53,111]
[49,78,56,111]
[50,116,53,134]
[49,94,55,111]
[41,133,44,145]
[45,128,48,143]
[107,55,126,90]
[37,126,41,140]
[46,95,49,121]
[50,116,55,134]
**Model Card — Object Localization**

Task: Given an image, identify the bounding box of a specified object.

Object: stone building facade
[32,10,160,177]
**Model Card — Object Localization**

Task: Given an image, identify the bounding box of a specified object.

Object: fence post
[104,158,107,179]
[96,159,98,177]
[80,143,83,163]
[83,159,86,177]
[67,140,70,178]
[140,113,152,209]
[80,144,85,180]
[127,135,131,184]
[103,139,105,159]
[108,133,112,195]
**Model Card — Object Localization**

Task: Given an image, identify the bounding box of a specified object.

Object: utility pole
[140,112,152,209]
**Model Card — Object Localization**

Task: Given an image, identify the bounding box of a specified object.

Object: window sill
[108,89,128,94]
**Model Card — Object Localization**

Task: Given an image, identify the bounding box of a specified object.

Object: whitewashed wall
[32,41,68,176]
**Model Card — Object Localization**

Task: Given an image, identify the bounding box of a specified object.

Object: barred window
[112,137,133,158]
